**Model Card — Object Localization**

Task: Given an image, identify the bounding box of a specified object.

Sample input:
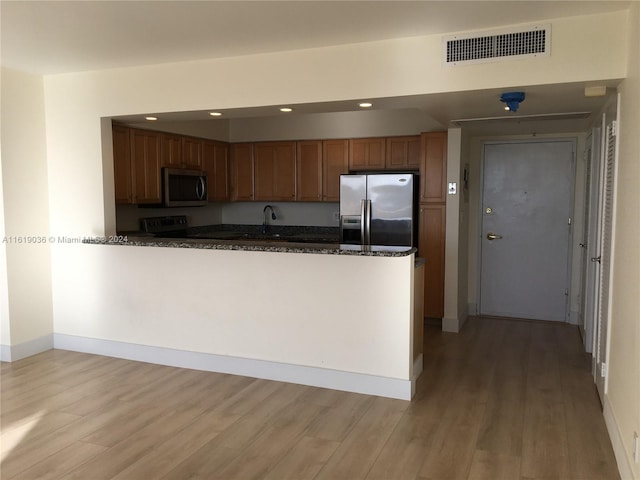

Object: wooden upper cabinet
[112,125,133,204]
[386,136,420,169]
[322,139,348,202]
[202,140,230,201]
[349,138,386,170]
[420,132,448,203]
[161,133,183,168]
[254,142,296,201]
[296,141,323,202]
[230,143,254,201]
[130,128,162,204]
[183,137,203,169]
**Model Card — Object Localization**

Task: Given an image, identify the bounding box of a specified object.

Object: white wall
[53,244,415,398]
[605,3,640,478]
[0,68,54,358]
[0,140,10,354]
[229,109,443,142]
[221,202,339,227]
[443,128,463,332]
[115,204,224,232]
[126,119,230,142]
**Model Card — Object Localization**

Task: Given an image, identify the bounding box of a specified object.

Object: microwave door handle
[196,177,205,200]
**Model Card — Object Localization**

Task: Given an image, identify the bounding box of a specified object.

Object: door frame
[477,138,577,322]
[580,127,602,354]
[592,94,621,400]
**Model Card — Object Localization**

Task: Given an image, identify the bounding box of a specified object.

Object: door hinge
[601,362,608,378]
[564,288,569,296]
[568,217,572,226]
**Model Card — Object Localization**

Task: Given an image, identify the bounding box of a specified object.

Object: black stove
[140,216,189,237]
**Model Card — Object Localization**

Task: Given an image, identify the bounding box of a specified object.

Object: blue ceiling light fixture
[500,91,526,112]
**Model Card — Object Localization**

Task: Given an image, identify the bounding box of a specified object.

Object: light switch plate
[448,182,457,195]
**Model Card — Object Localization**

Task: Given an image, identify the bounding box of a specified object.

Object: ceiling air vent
[444,24,550,66]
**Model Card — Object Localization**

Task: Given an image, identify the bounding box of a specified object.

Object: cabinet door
[130,128,162,204]
[112,125,132,204]
[420,132,447,203]
[349,138,386,170]
[296,141,322,202]
[254,142,296,201]
[386,136,420,169]
[419,204,446,318]
[183,137,203,169]
[322,139,348,202]
[161,133,183,167]
[230,143,254,201]
[203,140,229,201]
[413,263,425,362]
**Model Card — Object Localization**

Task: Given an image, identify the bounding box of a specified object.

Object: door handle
[487,232,503,240]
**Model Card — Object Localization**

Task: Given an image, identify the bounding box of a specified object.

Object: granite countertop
[83,224,416,257]
[83,236,416,257]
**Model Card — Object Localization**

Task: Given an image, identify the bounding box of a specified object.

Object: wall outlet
[333,212,340,222]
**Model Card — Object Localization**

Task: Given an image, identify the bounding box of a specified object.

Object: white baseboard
[53,334,414,401]
[569,310,580,325]
[0,334,53,362]
[442,317,460,333]
[603,396,635,480]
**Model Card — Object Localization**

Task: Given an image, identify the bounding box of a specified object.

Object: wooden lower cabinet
[203,140,229,201]
[418,203,446,319]
[413,261,425,362]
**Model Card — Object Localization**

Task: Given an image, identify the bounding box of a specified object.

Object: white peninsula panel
[53,244,418,399]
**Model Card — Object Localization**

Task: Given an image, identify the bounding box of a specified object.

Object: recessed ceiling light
[359,102,373,108]
[145,116,158,121]
[280,107,293,112]
[209,112,222,117]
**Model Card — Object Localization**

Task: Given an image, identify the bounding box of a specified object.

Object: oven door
[163,168,208,207]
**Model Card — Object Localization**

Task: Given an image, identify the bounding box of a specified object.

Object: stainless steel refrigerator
[339,173,418,247]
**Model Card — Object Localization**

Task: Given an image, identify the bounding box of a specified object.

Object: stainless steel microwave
[162,168,207,207]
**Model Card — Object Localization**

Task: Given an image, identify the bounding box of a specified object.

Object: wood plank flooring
[0,317,620,479]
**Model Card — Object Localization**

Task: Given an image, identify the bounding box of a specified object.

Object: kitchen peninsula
[77,235,424,400]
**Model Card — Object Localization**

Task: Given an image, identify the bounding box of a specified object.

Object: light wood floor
[1,317,619,480]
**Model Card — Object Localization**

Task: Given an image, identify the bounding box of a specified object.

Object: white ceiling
[1,1,631,134]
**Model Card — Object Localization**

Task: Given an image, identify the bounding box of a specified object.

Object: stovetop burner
[140,215,188,235]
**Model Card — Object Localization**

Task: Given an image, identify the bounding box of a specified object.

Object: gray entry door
[480,141,575,322]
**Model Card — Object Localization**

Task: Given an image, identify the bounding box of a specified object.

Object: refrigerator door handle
[360,199,366,244]
[365,199,372,245]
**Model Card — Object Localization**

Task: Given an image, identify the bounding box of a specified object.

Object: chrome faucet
[262,205,276,234]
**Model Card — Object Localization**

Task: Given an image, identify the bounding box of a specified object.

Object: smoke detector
[500,92,526,112]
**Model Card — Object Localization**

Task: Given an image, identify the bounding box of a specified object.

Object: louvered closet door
[594,98,619,404]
